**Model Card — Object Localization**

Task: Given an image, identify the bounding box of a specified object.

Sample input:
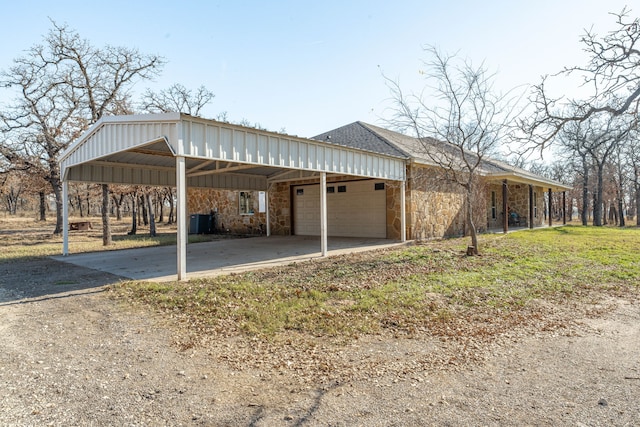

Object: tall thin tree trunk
[466,186,478,255]
[157,190,164,223]
[167,189,174,224]
[593,165,604,226]
[141,195,148,226]
[50,170,63,234]
[128,193,137,235]
[39,192,46,221]
[581,162,589,226]
[102,184,112,246]
[112,194,123,221]
[146,193,156,237]
[76,195,83,218]
[635,182,640,226]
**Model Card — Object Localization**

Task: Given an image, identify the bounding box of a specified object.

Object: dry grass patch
[0,216,227,262]
[111,226,640,352]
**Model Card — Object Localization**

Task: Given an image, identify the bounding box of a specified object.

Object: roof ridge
[356,122,414,159]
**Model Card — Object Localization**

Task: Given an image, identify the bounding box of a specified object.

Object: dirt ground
[1,257,639,426]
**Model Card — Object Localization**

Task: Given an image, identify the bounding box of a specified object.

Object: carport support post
[62,180,69,256]
[176,155,187,281]
[320,172,327,256]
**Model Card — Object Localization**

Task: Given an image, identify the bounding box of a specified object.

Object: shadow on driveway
[0,257,125,305]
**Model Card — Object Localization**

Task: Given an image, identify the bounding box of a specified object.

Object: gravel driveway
[1,257,639,426]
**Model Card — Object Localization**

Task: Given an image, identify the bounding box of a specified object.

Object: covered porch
[486,174,572,234]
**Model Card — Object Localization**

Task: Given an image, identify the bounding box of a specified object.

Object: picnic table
[69,221,92,231]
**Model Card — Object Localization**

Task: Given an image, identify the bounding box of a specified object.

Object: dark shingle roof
[312,121,571,190]
[312,122,409,158]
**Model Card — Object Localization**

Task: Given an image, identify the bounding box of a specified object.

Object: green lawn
[111,226,640,343]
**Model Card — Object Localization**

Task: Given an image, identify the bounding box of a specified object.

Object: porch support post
[320,172,327,256]
[529,185,534,229]
[502,179,508,233]
[62,180,69,256]
[265,190,271,237]
[400,180,406,242]
[176,155,187,281]
[548,188,553,227]
[563,191,567,225]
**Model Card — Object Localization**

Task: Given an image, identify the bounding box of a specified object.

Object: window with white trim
[239,191,254,215]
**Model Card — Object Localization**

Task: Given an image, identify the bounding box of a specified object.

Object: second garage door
[293,180,387,238]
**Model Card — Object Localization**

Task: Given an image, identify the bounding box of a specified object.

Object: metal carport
[59,113,407,280]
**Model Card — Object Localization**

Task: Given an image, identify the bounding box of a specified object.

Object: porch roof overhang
[486,172,572,192]
[60,113,407,189]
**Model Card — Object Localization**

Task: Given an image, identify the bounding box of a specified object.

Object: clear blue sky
[0,0,633,138]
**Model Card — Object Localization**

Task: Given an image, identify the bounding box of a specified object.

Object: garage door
[293,180,387,238]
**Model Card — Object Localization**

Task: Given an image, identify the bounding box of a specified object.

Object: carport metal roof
[60,113,406,188]
[59,113,407,281]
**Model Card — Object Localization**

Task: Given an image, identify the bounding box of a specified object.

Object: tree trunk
[128,193,137,235]
[609,203,617,225]
[158,191,164,223]
[146,192,156,237]
[85,188,91,216]
[636,182,640,227]
[581,162,589,226]
[76,194,83,218]
[568,197,573,222]
[466,186,479,255]
[166,189,174,224]
[593,165,604,226]
[39,192,46,221]
[101,184,112,246]
[618,197,625,227]
[141,195,148,226]
[111,194,123,221]
[50,169,63,234]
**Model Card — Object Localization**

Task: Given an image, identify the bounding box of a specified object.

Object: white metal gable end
[59,113,407,281]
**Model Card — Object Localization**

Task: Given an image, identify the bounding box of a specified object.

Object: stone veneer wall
[385,181,404,240]
[268,182,292,236]
[406,165,466,240]
[187,188,267,234]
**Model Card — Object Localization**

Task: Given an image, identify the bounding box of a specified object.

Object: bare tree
[141,83,214,116]
[524,8,640,149]
[386,46,520,254]
[0,21,164,237]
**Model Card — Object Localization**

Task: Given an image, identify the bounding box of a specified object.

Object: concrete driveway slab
[51,236,405,282]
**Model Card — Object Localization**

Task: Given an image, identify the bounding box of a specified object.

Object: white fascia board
[179,116,406,181]
[487,172,572,191]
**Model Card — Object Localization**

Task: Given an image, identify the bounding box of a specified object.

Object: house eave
[486,172,572,192]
